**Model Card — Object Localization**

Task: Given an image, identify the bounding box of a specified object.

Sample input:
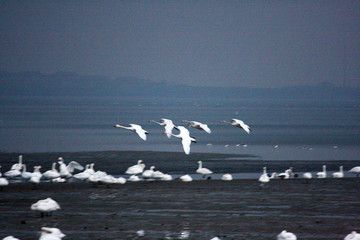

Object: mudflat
[1,178,360,240]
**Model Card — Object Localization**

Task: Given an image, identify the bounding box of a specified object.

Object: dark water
[0,96,359,160]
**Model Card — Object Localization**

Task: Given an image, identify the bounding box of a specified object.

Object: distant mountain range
[1,70,359,100]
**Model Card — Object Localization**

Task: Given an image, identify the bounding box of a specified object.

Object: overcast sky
[0,1,359,87]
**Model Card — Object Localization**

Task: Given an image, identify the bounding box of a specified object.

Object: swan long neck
[198,161,203,169]
[22,164,26,172]
[340,166,343,173]
[323,165,326,172]
[115,124,130,129]
[19,155,23,165]
[52,162,57,170]
[263,167,267,174]
[220,120,232,125]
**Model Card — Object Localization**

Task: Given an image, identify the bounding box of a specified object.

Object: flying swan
[220,119,251,134]
[182,120,211,134]
[115,123,149,141]
[149,118,175,139]
[164,126,196,155]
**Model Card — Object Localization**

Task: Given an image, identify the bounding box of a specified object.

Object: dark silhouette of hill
[1,70,359,100]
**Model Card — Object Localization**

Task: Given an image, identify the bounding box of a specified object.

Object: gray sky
[0,0,359,87]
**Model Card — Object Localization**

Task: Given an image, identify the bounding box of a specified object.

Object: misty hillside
[1,71,359,100]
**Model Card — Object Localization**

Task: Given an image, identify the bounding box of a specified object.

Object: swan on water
[58,157,84,178]
[179,174,193,182]
[31,198,60,217]
[303,172,312,179]
[10,155,23,171]
[181,120,211,134]
[221,173,233,181]
[258,167,270,183]
[149,118,175,139]
[164,126,196,155]
[220,119,251,134]
[142,166,155,179]
[196,161,213,178]
[4,168,21,178]
[344,231,360,240]
[114,123,149,141]
[43,162,61,180]
[2,236,20,240]
[161,174,173,181]
[277,230,297,240]
[349,166,360,177]
[316,165,327,178]
[125,160,145,175]
[39,227,66,240]
[128,175,141,182]
[278,168,293,179]
[21,164,33,180]
[332,165,344,178]
[0,177,9,187]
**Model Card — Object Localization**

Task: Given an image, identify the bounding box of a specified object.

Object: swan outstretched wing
[67,161,84,173]
[181,138,192,155]
[164,124,174,138]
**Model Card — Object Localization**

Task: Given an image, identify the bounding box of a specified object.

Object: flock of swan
[1,154,360,188]
[115,118,250,155]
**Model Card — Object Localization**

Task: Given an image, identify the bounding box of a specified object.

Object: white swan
[303,172,312,179]
[125,160,145,175]
[114,123,149,141]
[21,164,33,180]
[88,171,107,183]
[196,161,213,177]
[349,166,360,177]
[164,126,196,155]
[73,164,95,181]
[221,173,233,181]
[316,165,327,178]
[0,177,9,187]
[116,177,127,184]
[58,157,84,178]
[332,165,344,178]
[220,119,251,134]
[31,198,60,217]
[179,174,193,182]
[10,155,23,171]
[259,167,270,183]
[161,174,173,181]
[182,120,211,134]
[149,118,175,139]
[344,231,360,240]
[39,227,66,240]
[270,172,279,179]
[142,166,155,179]
[2,236,20,240]
[4,168,21,178]
[278,168,293,179]
[152,169,165,179]
[128,175,141,182]
[277,230,297,240]
[29,166,42,184]
[43,162,60,180]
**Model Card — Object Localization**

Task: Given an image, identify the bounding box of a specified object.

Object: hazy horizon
[1,1,359,88]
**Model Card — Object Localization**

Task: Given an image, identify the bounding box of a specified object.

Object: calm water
[0,96,359,160]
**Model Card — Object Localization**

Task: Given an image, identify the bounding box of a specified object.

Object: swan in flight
[125,160,145,175]
[39,227,66,240]
[258,167,270,183]
[196,161,213,178]
[277,230,297,240]
[58,157,84,178]
[114,123,149,141]
[349,166,360,177]
[149,118,175,138]
[31,198,60,217]
[221,173,233,181]
[43,162,60,180]
[182,120,211,134]
[332,165,344,178]
[316,165,327,178]
[220,119,251,134]
[344,231,360,240]
[164,126,196,155]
